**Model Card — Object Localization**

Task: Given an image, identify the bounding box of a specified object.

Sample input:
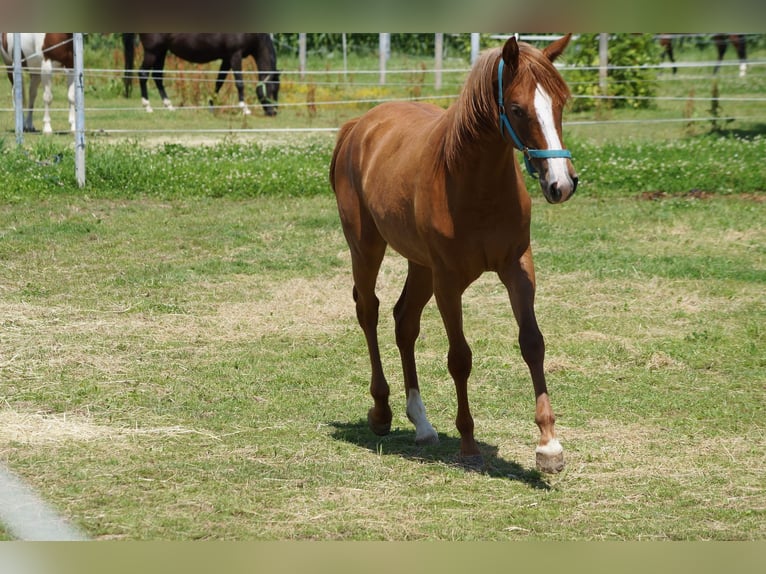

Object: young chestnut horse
[330,35,577,474]
[122,33,280,116]
[1,33,74,133]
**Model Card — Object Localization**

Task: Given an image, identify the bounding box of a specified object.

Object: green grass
[0,190,763,540]
[1,133,764,202]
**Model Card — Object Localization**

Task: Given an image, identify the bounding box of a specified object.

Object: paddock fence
[2,33,765,184]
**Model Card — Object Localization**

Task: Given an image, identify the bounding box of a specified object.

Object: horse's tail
[122,33,135,98]
[329,118,359,191]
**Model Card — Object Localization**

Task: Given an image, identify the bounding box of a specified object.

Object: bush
[565,34,661,112]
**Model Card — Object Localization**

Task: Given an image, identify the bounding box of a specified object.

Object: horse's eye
[510,105,525,119]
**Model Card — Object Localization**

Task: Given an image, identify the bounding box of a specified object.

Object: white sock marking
[406,390,437,443]
[535,437,563,456]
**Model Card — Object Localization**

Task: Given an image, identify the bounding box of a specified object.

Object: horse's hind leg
[336,186,392,435]
[432,271,482,468]
[500,249,564,473]
[394,261,438,445]
[352,237,392,436]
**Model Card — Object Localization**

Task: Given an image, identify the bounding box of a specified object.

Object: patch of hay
[0,408,217,447]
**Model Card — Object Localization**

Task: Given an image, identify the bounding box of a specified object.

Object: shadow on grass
[329,418,550,490]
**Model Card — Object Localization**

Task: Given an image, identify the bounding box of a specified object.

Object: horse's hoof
[458,453,485,472]
[415,430,439,446]
[536,450,565,474]
[367,408,391,436]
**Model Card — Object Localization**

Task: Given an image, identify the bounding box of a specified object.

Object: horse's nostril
[548,182,561,202]
[572,176,579,194]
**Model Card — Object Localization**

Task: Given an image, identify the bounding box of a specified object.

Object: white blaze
[533,85,569,184]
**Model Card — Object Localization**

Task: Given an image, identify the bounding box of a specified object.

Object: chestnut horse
[330,35,577,473]
[1,33,74,133]
[122,33,280,116]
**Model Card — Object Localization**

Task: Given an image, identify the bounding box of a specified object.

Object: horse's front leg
[40,61,54,134]
[66,69,75,132]
[500,248,565,473]
[24,73,39,132]
[226,55,250,115]
[434,272,481,469]
[394,261,438,446]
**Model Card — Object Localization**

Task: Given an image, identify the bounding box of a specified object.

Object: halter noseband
[497,58,572,177]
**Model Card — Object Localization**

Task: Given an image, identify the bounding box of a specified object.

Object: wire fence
[2,33,765,137]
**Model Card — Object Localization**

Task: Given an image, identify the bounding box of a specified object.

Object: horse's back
[158,33,253,62]
[332,101,444,185]
[1,33,46,66]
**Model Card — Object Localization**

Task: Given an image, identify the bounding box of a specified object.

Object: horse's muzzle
[542,175,578,204]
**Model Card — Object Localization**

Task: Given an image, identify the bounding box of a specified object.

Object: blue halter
[497,58,572,177]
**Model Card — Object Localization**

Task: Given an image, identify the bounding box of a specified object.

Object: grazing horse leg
[433,272,482,469]
[22,72,41,132]
[65,68,75,132]
[500,248,565,474]
[394,261,439,445]
[230,54,251,115]
[211,59,231,110]
[140,49,174,112]
[40,59,54,134]
[733,35,747,77]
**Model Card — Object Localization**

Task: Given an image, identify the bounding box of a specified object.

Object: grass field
[0,37,764,541]
[0,187,763,540]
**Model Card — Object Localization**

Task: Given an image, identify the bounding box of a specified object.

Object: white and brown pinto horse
[331,35,577,473]
[1,33,74,134]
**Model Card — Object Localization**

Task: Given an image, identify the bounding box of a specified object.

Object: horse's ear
[543,33,572,63]
[502,36,520,76]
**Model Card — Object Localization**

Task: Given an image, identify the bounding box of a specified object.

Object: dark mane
[444,42,570,171]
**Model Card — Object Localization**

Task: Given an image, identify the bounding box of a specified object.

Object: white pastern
[535,437,563,456]
[533,85,569,184]
[406,390,438,444]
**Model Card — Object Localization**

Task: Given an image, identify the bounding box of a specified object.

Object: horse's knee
[394,302,420,349]
[519,327,545,365]
[448,342,472,382]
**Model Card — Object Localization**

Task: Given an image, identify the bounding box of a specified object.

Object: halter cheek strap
[255,74,276,104]
[497,59,572,177]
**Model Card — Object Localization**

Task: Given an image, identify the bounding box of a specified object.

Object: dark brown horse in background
[659,33,747,76]
[1,33,74,133]
[330,35,577,474]
[122,33,280,116]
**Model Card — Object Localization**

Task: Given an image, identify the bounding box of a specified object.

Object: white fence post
[379,33,390,85]
[74,33,85,188]
[470,33,480,65]
[299,33,307,80]
[434,33,443,90]
[12,33,23,145]
[599,33,609,95]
